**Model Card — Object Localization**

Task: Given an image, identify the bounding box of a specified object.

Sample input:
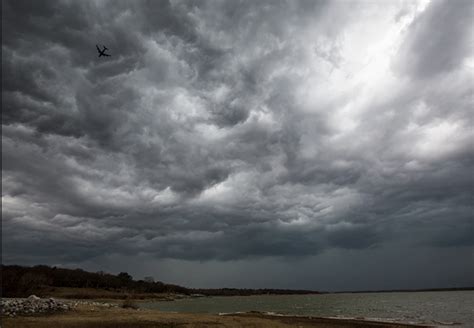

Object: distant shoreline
[3,264,473,299]
[330,287,474,294]
[184,287,474,297]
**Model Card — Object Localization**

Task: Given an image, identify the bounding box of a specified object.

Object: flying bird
[96,44,111,57]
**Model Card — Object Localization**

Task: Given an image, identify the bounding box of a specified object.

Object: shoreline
[230,312,432,327]
[221,311,432,326]
[1,301,433,328]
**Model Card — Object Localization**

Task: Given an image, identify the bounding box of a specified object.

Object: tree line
[1,264,320,297]
[1,264,188,297]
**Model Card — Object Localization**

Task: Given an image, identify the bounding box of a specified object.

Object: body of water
[140,290,474,327]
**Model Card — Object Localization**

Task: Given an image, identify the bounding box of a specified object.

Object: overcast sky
[2,0,473,291]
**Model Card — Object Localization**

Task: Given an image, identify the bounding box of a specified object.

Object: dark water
[140,291,474,327]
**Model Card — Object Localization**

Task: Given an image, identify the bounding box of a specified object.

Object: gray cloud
[395,0,473,78]
[2,0,473,289]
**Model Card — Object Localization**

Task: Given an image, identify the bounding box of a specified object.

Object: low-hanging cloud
[2,0,473,288]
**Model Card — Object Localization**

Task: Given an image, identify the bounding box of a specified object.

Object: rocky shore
[1,295,117,317]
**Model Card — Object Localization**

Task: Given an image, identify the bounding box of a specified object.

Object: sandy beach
[2,303,430,328]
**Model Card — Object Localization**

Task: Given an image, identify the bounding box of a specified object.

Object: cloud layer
[2,0,473,288]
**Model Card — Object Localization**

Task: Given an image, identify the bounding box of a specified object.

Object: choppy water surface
[140,290,474,327]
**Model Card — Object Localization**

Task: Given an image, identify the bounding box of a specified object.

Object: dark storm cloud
[2,0,473,288]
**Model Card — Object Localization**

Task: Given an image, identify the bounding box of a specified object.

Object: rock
[1,297,119,317]
[1,297,73,316]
